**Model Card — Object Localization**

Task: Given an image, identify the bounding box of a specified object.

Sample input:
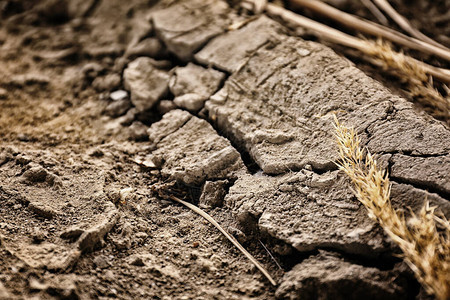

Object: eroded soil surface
[0,0,448,299]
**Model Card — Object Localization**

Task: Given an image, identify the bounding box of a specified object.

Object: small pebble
[110,90,128,101]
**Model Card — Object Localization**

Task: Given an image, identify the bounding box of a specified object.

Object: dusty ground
[0,0,448,299]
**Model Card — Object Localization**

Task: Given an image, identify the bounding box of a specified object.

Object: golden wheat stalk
[264,4,450,123]
[333,116,450,300]
[287,0,450,61]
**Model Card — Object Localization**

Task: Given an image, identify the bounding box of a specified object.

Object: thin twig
[372,0,447,50]
[155,187,277,286]
[259,240,283,270]
[287,0,450,62]
[360,0,389,26]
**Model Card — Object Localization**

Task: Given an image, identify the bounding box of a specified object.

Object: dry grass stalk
[333,116,450,300]
[360,0,389,25]
[265,3,450,123]
[265,3,450,84]
[372,0,447,50]
[363,40,450,123]
[287,0,450,61]
[153,184,277,286]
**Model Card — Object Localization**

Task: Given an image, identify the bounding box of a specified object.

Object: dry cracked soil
[0,0,449,299]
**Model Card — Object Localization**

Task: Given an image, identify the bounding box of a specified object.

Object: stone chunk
[149,111,245,185]
[128,121,149,141]
[147,109,192,144]
[195,16,284,73]
[125,38,167,59]
[199,180,228,208]
[123,57,170,111]
[152,0,230,61]
[110,90,128,101]
[169,63,225,98]
[173,93,206,113]
[276,252,408,300]
[104,99,131,117]
[92,73,121,92]
[22,165,48,182]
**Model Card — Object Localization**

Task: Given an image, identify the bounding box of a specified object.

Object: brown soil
[0,0,447,299]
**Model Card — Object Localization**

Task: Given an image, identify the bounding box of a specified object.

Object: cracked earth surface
[0,0,449,299]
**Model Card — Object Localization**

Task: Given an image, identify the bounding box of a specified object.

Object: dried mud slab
[147,109,246,185]
[226,170,450,258]
[123,57,170,111]
[0,148,118,271]
[155,3,450,294]
[152,0,231,61]
[201,16,450,195]
[226,170,389,257]
[275,251,409,300]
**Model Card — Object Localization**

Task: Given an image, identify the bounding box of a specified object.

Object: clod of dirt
[157,99,176,115]
[276,251,409,300]
[123,57,170,111]
[199,180,228,208]
[128,121,149,141]
[169,63,225,98]
[227,171,390,257]
[92,73,121,92]
[196,16,285,73]
[152,0,230,61]
[22,165,48,182]
[199,15,450,188]
[173,93,206,113]
[104,99,132,118]
[148,110,246,185]
[125,37,167,59]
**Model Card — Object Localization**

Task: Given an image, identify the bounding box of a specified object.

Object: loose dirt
[0,0,448,299]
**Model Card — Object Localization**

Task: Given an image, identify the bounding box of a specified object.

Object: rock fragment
[92,73,121,92]
[128,121,149,141]
[109,90,128,101]
[196,16,284,73]
[147,109,192,144]
[152,0,230,61]
[169,63,225,98]
[173,93,205,113]
[148,110,245,185]
[104,99,131,117]
[199,180,228,208]
[125,38,167,59]
[123,57,170,111]
[93,255,110,269]
[276,252,408,300]
[22,165,48,182]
